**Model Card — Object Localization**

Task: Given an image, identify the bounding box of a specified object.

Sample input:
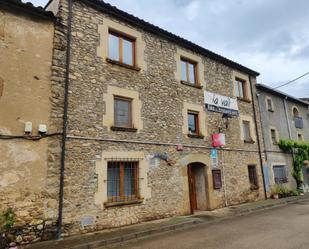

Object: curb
[72,220,201,249]
[29,195,309,249]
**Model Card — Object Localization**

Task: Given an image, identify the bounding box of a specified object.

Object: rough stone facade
[257,84,309,192]
[45,0,266,237]
[0,3,57,244]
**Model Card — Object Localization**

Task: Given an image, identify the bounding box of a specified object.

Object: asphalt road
[116,200,309,249]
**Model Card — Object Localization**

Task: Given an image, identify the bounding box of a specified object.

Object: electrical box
[24,122,32,133]
[38,124,47,134]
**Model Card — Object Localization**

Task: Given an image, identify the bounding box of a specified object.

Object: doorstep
[24,194,309,249]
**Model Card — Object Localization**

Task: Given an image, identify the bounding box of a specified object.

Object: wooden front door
[188,164,197,213]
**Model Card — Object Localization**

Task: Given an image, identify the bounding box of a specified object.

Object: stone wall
[46,0,265,236]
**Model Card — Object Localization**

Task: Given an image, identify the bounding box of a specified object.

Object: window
[298,133,303,141]
[114,96,132,128]
[108,31,135,66]
[242,120,252,142]
[212,169,222,189]
[248,165,258,190]
[235,78,247,99]
[293,107,303,129]
[188,111,199,135]
[270,129,278,145]
[273,165,288,184]
[181,58,198,85]
[267,98,274,112]
[107,161,139,203]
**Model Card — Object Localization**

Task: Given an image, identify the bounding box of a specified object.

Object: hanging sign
[204,91,239,116]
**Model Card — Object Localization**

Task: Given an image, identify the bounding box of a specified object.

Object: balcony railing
[294,117,303,129]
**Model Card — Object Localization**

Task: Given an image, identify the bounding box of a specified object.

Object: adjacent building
[256,84,309,192]
[0,0,56,242]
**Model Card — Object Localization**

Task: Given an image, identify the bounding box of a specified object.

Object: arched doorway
[187,162,207,213]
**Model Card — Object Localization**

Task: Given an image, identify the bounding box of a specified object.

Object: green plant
[278,139,309,189]
[0,208,15,232]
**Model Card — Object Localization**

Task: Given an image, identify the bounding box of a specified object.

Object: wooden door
[188,164,197,213]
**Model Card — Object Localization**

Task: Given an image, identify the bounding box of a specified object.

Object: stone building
[0,0,57,243]
[44,0,266,238]
[256,84,309,192]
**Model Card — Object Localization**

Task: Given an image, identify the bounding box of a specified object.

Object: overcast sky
[26,0,309,98]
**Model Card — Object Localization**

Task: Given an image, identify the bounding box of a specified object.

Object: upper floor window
[267,98,274,112]
[181,58,198,85]
[292,107,303,129]
[235,78,247,100]
[242,120,252,142]
[108,31,135,66]
[270,128,278,145]
[188,111,199,135]
[114,96,132,128]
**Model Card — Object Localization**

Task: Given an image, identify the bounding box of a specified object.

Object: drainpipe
[283,97,292,139]
[56,0,73,240]
[221,149,228,207]
[249,77,267,200]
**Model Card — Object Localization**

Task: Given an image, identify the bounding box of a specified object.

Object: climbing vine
[278,139,309,189]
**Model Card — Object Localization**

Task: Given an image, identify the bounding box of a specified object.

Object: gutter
[249,77,267,200]
[56,0,73,240]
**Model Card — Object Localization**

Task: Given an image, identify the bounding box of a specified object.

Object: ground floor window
[273,165,288,184]
[248,165,258,189]
[107,161,139,203]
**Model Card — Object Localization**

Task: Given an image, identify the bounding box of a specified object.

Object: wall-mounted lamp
[220,113,233,132]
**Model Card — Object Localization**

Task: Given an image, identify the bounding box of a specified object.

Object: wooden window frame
[242,120,253,143]
[108,29,136,67]
[187,111,202,138]
[106,161,140,204]
[248,165,259,190]
[235,77,249,101]
[113,96,133,129]
[180,57,199,86]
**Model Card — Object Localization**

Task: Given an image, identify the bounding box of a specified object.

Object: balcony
[294,117,303,129]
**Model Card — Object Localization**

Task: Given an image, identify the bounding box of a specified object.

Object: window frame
[187,111,200,136]
[273,165,288,184]
[248,165,258,190]
[107,161,139,203]
[212,169,222,189]
[108,29,136,67]
[242,120,252,143]
[113,95,133,128]
[270,128,278,145]
[235,77,247,100]
[180,57,199,86]
[266,98,274,112]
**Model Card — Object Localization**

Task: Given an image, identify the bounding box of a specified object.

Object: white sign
[204,91,239,116]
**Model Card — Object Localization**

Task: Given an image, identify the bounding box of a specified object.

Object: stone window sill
[188,134,204,139]
[237,97,251,103]
[104,199,143,208]
[106,58,141,71]
[250,186,259,191]
[180,80,202,89]
[111,126,138,132]
[244,139,255,144]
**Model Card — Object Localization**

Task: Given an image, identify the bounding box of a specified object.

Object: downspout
[249,77,267,200]
[283,97,292,139]
[56,0,73,240]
